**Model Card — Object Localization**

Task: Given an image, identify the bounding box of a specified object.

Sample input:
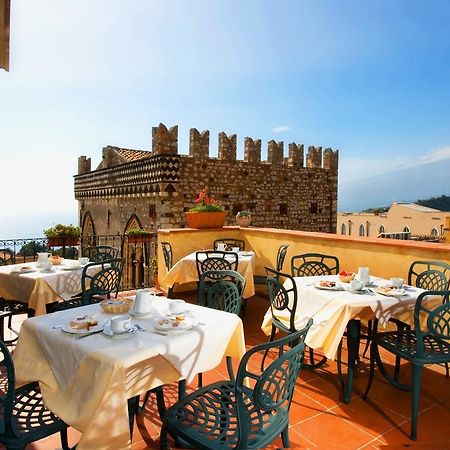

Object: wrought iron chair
[83,245,120,262]
[213,238,246,251]
[0,249,30,345]
[161,242,174,297]
[195,251,238,279]
[291,253,340,277]
[197,270,246,386]
[46,258,124,313]
[364,290,450,441]
[254,243,289,286]
[160,322,312,450]
[362,260,450,377]
[0,339,70,450]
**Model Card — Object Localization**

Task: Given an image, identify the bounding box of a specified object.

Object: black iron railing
[0,234,157,290]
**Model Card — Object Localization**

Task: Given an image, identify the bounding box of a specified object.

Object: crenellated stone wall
[74,122,339,236]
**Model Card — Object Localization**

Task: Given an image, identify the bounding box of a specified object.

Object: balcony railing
[0,234,157,290]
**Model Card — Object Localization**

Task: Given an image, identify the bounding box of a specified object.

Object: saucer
[102,323,137,338]
[129,308,154,319]
[345,286,368,295]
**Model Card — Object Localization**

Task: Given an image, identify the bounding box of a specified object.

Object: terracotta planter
[185,211,227,229]
[126,234,153,244]
[47,236,80,247]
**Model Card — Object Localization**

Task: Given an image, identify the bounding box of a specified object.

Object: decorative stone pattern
[74,123,339,236]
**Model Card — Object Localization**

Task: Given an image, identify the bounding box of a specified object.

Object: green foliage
[149,255,158,273]
[417,195,450,211]
[236,210,251,217]
[18,242,46,257]
[189,204,223,213]
[43,224,81,238]
[125,228,152,236]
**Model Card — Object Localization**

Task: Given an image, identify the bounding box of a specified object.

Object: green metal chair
[161,242,174,298]
[291,253,340,277]
[0,249,30,345]
[46,258,124,313]
[160,322,312,450]
[213,238,246,251]
[0,339,70,450]
[83,245,120,262]
[195,251,238,280]
[364,290,450,441]
[254,243,289,286]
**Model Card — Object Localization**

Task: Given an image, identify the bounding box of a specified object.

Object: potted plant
[44,224,81,247]
[125,228,153,244]
[236,210,252,227]
[185,188,227,229]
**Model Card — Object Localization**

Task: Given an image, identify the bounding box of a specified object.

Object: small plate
[376,287,407,298]
[129,309,154,319]
[61,321,104,335]
[239,251,253,257]
[62,266,83,271]
[315,283,344,291]
[153,316,197,332]
[345,286,368,295]
[39,268,55,273]
[102,323,137,338]
[12,268,36,274]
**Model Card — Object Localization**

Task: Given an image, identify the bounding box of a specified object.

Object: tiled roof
[116,149,151,162]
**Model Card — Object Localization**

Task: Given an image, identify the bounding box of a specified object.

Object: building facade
[74,123,339,238]
[337,203,449,240]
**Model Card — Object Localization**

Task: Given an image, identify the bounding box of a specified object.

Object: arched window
[359,224,365,237]
[341,224,347,235]
[431,227,439,237]
[403,226,410,233]
[379,225,385,234]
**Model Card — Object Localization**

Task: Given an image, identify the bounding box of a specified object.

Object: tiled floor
[5,292,450,449]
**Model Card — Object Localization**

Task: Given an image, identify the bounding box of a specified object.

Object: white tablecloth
[14,298,246,450]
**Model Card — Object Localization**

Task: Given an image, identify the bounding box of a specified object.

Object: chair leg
[160,424,170,450]
[445,362,449,378]
[410,364,423,441]
[261,325,276,371]
[167,286,174,299]
[361,319,372,359]
[363,341,377,399]
[197,372,203,388]
[281,425,290,448]
[60,427,70,450]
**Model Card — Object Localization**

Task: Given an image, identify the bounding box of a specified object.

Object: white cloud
[272,125,290,133]
[397,146,450,167]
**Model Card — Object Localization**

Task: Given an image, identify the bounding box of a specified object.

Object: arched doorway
[81,212,96,250]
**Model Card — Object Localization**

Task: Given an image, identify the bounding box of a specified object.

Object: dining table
[0,259,94,316]
[261,274,436,403]
[13,296,246,450]
[163,250,256,298]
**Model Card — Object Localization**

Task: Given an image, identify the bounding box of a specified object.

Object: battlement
[150,123,339,171]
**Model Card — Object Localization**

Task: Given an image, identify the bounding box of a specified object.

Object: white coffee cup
[169,300,186,315]
[231,247,240,253]
[217,243,226,251]
[79,257,90,266]
[350,279,364,291]
[111,315,132,334]
[390,277,404,288]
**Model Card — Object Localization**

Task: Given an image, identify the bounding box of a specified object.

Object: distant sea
[0,211,78,240]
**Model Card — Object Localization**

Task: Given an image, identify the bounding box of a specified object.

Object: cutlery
[134,324,146,332]
[52,325,63,329]
[75,329,104,340]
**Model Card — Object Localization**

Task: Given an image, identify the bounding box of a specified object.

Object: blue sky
[1,0,450,235]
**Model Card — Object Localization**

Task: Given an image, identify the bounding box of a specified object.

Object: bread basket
[100,298,133,314]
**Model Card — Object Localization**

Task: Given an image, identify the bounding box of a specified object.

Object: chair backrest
[276,244,289,272]
[291,253,340,277]
[234,321,312,449]
[161,242,173,271]
[213,238,245,251]
[81,258,124,305]
[266,267,298,333]
[195,251,238,279]
[198,270,246,313]
[0,339,18,437]
[0,248,14,266]
[83,246,120,262]
[408,260,450,291]
[413,290,450,357]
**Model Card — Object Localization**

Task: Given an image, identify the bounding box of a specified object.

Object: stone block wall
[74,123,338,237]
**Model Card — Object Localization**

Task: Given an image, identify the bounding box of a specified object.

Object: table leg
[343,319,361,404]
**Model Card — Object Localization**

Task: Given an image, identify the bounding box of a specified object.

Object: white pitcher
[133,289,154,314]
[356,267,370,285]
[36,252,52,269]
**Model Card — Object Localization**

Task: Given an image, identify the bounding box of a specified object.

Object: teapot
[133,289,154,314]
[356,267,370,286]
[36,252,52,270]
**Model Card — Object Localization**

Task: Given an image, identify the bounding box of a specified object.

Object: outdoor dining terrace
[1,226,449,449]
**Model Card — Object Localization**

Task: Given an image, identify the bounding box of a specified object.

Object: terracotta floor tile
[293,411,375,449]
